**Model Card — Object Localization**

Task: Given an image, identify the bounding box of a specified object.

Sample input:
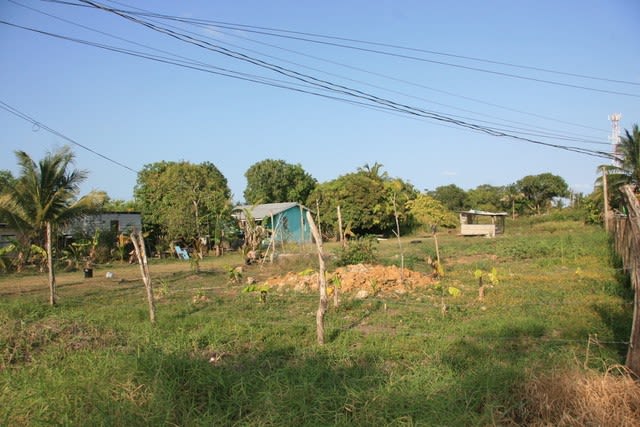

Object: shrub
[334,236,378,266]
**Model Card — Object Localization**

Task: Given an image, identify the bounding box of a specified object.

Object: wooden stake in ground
[306,211,328,345]
[432,226,443,278]
[315,198,323,239]
[131,231,156,324]
[392,193,404,282]
[337,205,345,248]
[46,221,57,306]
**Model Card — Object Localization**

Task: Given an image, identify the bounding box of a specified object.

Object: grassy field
[1,218,638,425]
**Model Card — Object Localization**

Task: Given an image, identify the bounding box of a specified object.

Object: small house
[233,202,313,243]
[64,211,142,236]
[0,223,17,248]
[459,210,507,237]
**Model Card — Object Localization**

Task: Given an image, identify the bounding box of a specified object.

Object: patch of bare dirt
[263,263,437,296]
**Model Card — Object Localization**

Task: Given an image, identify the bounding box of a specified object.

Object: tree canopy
[429,184,467,211]
[406,194,458,230]
[0,170,15,196]
[244,159,317,205]
[307,164,417,237]
[466,184,505,212]
[134,161,231,250]
[516,173,569,214]
[102,196,139,212]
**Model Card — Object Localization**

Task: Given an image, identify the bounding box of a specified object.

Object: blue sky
[1,0,639,203]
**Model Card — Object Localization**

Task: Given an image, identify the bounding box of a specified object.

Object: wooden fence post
[131,231,156,324]
[337,205,345,247]
[620,185,640,374]
[306,211,328,345]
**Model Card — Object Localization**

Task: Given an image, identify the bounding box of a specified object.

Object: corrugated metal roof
[233,202,306,220]
[459,210,508,216]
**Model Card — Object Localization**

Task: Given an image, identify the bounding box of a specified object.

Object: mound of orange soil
[263,264,436,296]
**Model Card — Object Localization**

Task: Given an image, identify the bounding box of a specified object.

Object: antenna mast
[609,113,622,164]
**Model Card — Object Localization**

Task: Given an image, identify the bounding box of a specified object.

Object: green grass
[0,219,632,425]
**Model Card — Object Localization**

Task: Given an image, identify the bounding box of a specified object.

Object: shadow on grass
[327,299,386,343]
[592,302,633,360]
[127,346,387,426]
[436,321,550,423]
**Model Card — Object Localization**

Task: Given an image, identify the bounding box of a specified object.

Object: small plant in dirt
[242,284,269,303]
[474,267,499,301]
[335,236,377,266]
[60,241,90,271]
[298,268,315,276]
[191,289,209,303]
[155,279,170,299]
[227,266,242,284]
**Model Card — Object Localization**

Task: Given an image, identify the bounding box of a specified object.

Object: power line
[48,0,639,88]
[87,0,640,98]
[38,0,612,135]
[68,1,618,161]
[0,19,454,120]
[140,13,638,88]
[2,4,617,160]
[0,100,138,174]
[141,15,608,145]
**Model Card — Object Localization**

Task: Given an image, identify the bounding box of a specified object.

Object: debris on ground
[262,264,437,296]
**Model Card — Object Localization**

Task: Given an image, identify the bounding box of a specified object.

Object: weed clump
[335,237,377,266]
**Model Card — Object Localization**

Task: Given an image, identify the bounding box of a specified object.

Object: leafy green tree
[307,164,416,237]
[0,170,15,195]
[244,159,317,204]
[596,124,640,210]
[516,173,569,215]
[102,196,139,212]
[500,184,525,219]
[0,147,105,305]
[135,161,231,255]
[466,184,505,212]
[406,194,458,230]
[428,184,467,211]
[384,177,419,231]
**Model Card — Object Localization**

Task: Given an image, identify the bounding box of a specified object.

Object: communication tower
[609,113,622,164]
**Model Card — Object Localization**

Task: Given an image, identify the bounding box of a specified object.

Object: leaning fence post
[306,211,327,345]
[131,230,156,324]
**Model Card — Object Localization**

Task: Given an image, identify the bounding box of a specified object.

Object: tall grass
[0,219,636,425]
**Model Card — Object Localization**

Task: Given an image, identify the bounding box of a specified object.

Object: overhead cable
[0,100,138,174]
[40,0,613,134]
[73,0,618,161]
[78,1,640,98]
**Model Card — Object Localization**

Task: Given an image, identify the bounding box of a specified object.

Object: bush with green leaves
[334,236,378,266]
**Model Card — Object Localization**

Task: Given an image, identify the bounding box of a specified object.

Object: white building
[64,212,142,236]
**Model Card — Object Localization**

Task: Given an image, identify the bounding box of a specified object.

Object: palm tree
[500,184,524,219]
[0,147,104,305]
[358,162,387,180]
[596,124,640,210]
